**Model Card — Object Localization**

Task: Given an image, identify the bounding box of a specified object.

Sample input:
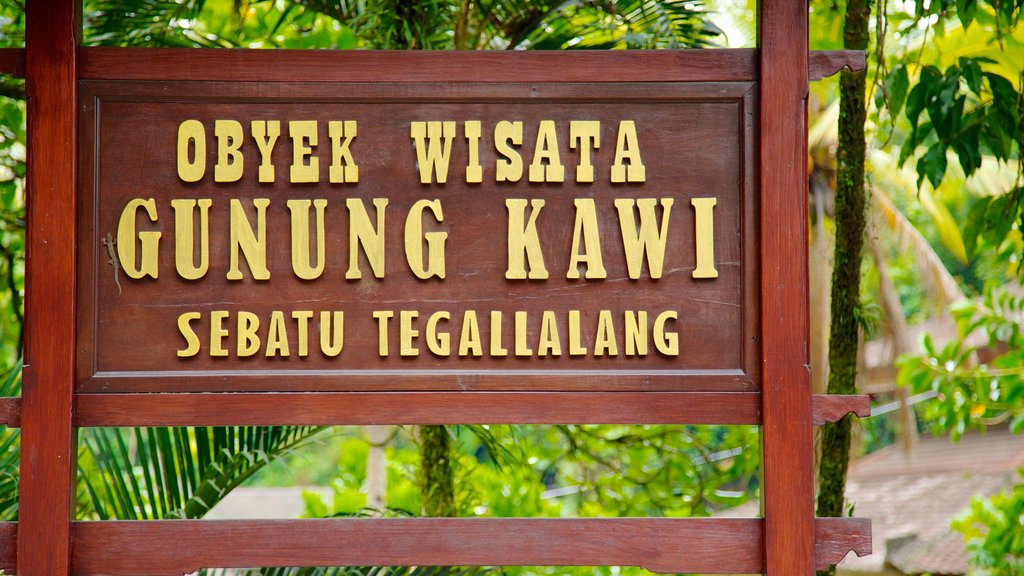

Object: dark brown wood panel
[78,81,759,393]
[74,391,761,426]
[0,48,25,78]
[80,47,759,83]
[0,397,18,427]
[69,517,871,575]
[19,0,79,574]
[0,522,14,572]
[759,1,815,575]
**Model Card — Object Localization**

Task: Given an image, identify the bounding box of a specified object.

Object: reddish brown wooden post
[759,1,814,575]
[18,0,79,574]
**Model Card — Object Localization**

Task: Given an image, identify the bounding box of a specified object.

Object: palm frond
[80,424,325,520]
[0,360,21,521]
[84,0,233,47]
[494,0,718,50]
[871,185,966,309]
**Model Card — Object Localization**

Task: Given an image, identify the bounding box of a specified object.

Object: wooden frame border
[12,1,872,574]
[18,1,79,574]
[75,78,760,394]
[66,517,870,575]
[758,2,816,575]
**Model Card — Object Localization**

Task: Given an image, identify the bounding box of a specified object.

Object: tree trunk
[869,238,918,456]
[419,425,456,517]
[815,0,871,574]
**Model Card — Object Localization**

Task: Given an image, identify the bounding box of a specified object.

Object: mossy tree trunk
[816,1,871,574]
[419,425,456,517]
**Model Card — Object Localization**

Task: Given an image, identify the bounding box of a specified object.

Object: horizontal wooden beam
[73,392,872,427]
[0,48,25,78]
[4,46,860,85]
[80,47,759,82]
[69,517,869,575]
[812,394,871,425]
[0,397,18,427]
[0,522,14,572]
[75,392,761,426]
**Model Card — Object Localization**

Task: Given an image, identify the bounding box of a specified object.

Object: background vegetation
[0,0,1021,574]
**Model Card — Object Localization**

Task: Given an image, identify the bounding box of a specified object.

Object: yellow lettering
[293,310,313,357]
[346,198,388,280]
[373,310,393,356]
[624,311,648,356]
[328,120,359,183]
[177,119,206,182]
[405,199,447,280]
[251,120,280,183]
[411,121,455,184]
[265,310,290,357]
[611,120,645,183]
[567,198,606,279]
[529,120,564,183]
[400,310,419,357]
[176,312,201,357]
[171,198,211,280]
[289,120,319,183]
[515,311,533,356]
[594,310,618,356]
[320,311,344,357]
[117,198,161,280]
[568,310,587,356]
[227,198,271,281]
[570,120,600,182]
[465,120,483,183]
[489,311,507,357]
[426,311,451,356]
[654,311,679,356]
[505,199,548,280]
[691,197,719,279]
[210,310,229,357]
[237,311,260,357]
[459,310,483,357]
[288,199,327,280]
[615,198,673,279]
[214,120,244,183]
[537,310,561,356]
[495,121,523,182]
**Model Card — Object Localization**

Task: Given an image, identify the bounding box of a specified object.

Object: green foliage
[79,425,325,520]
[0,361,20,521]
[898,288,1024,440]
[897,57,1021,189]
[82,0,719,50]
[951,471,1024,576]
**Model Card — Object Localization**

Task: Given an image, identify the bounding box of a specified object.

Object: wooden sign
[5,0,873,574]
[77,81,758,393]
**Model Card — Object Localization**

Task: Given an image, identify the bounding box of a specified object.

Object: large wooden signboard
[78,81,758,393]
[0,0,873,574]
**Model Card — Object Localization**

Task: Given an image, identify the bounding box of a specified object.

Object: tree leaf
[886,64,910,116]
[956,0,978,29]
[917,143,948,189]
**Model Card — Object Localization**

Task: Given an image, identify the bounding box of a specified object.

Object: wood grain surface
[0,522,14,572]
[18,0,79,574]
[0,48,24,77]
[68,517,871,575]
[77,80,759,393]
[758,1,817,575]
[75,391,762,425]
[80,48,759,83]
[0,397,18,427]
